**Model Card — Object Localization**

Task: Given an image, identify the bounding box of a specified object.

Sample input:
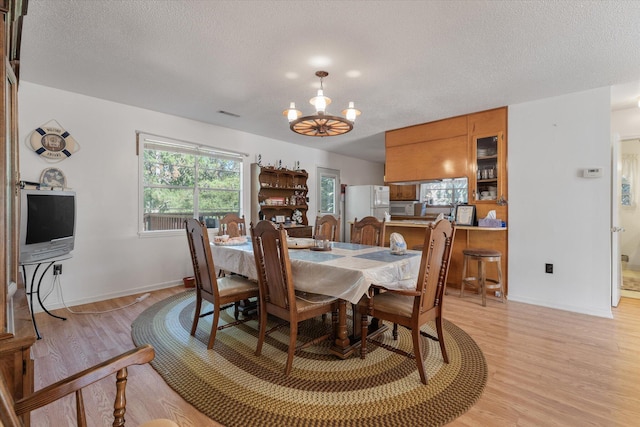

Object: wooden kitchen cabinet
[385,135,469,182]
[385,115,467,147]
[468,107,508,206]
[388,184,419,201]
[471,132,503,203]
[250,163,309,227]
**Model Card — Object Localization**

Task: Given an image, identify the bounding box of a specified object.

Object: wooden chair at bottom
[351,216,385,246]
[358,219,456,385]
[185,218,259,350]
[314,215,340,241]
[250,220,338,375]
[0,344,179,427]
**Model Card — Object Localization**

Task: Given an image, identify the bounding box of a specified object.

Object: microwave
[389,201,416,216]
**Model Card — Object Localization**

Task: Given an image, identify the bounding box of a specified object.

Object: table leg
[329,300,354,358]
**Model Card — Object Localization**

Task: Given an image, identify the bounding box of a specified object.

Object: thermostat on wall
[582,168,603,178]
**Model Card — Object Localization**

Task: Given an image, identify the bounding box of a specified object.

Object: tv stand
[20,254,72,339]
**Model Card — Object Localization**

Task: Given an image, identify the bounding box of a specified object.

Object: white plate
[287,238,315,249]
[214,236,248,246]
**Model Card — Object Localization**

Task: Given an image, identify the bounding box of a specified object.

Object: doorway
[619,138,640,299]
[316,167,341,240]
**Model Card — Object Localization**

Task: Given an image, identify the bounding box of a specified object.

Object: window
[420,177,468,206]
[317,167,340,216]
[621,153,637,208]
[138,132,245,232]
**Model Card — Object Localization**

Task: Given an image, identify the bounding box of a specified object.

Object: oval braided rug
[131,291,487,427]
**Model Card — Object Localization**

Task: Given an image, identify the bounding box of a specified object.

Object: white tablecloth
[210,240,422,304]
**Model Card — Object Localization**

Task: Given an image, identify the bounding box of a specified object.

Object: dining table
[210,237,423,358]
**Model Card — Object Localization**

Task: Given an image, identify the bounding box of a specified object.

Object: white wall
[508,87,613,318]
[18,82,384,310]
[612,108,640,269]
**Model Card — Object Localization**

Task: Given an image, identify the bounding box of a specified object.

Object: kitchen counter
[384,219,508,293]
[387,219,507,231]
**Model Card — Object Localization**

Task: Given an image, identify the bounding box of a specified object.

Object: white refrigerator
[345,185,390,242]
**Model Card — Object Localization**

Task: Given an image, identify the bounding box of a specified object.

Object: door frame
[611,133,622,307]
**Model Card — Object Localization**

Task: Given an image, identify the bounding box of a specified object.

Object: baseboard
[31,280,184,313]
[507,295,614,319]
[624,263,640,272]
[621,289,640,299]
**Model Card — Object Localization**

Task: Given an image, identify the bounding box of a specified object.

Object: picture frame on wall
[455,205,476,226]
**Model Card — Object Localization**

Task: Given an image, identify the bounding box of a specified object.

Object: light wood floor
[30,286,640,426]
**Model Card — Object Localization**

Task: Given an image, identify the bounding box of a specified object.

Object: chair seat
[295,292,337,313]
[358,292,414,318]
[217,275,259,298]
[462,248,501,258]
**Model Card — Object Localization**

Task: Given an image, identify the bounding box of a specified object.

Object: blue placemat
[289,250,344,262]
[355,250,421,263]
[332,242,373,251]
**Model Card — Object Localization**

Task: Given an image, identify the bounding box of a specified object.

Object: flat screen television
[19,189,76,263]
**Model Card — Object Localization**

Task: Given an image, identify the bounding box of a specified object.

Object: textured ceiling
[19,0,640,163]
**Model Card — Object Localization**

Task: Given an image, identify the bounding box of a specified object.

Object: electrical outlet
[53,264,62,275]
[545,263,553,274]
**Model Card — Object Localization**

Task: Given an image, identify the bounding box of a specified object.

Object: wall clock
[29,119,80,162]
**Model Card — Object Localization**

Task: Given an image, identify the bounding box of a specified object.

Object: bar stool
[460,248,504,306]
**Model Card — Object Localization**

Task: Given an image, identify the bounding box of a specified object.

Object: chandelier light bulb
[284,102,301,122]
[343,101,361,122]
[310,89,330,114]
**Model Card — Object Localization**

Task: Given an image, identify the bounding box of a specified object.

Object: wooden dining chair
[358,219,456,385]
[314,214,340,241]
[219,213,246,237]
[0,345,179,427]
[250,220,338,375]
[351,216,385,246]
[185,218,259,350]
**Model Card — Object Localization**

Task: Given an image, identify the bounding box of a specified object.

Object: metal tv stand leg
[22,260,67,340]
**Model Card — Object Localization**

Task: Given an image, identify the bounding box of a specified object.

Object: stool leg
[497,258,504,303]
[460,255,468,297]
[478,259,486,307]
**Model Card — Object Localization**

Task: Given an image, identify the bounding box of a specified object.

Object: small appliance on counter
[389,201,417,216]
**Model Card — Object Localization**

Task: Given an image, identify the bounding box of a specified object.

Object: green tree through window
[140,134,243,231]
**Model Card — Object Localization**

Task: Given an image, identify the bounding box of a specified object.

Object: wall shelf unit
[250,164,310,236]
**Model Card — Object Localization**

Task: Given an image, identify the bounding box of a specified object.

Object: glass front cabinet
[471,132,505,203]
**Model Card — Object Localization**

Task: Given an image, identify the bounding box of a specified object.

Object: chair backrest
[314,215,340,242]
[185,218,220,301]
[220,213,246,237]
[351,216,385,246]
[414,219,456,316]
[250,220,296,314]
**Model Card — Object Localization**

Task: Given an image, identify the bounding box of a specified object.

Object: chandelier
[283,71,361,137]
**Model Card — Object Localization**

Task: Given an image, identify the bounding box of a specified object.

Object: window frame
[419,177,468,206]
[137,132,247,236]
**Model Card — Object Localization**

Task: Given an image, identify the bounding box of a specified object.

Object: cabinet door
[471,132,504,203]
[386,135,468,182]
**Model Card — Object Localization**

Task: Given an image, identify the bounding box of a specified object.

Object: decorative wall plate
[29,120,80,162]
[39,167,67,188]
